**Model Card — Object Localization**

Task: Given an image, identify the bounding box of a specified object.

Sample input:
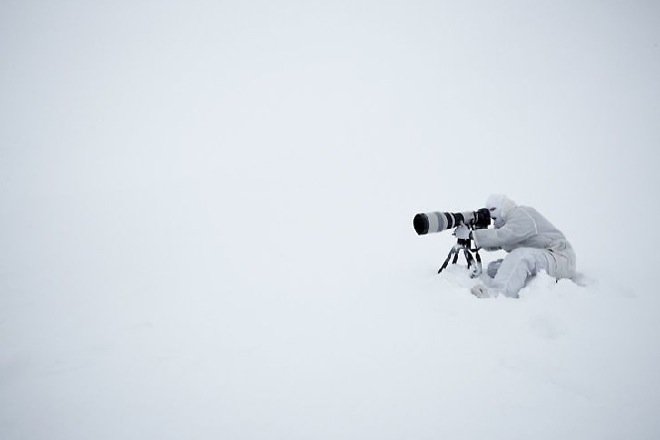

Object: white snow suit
[472,198,576,298]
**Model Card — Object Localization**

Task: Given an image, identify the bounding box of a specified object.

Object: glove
[453,224,471,240]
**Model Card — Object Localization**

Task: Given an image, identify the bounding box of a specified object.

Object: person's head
[485,194,516,228]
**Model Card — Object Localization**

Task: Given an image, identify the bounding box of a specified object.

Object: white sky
[1,1,660,439]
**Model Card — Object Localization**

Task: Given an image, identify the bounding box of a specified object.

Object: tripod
[438,237,483,278]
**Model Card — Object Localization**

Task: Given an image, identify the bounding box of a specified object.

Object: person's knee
[493,251,535,294]
[506,249,543,272]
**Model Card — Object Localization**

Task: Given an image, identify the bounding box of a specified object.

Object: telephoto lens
[413,212,469,235]
[413,213,431,235]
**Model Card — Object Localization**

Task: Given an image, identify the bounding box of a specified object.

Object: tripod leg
[438,248,457,274]
[469,250,483,278]
[463,248,474,267]
[463,249,479,277]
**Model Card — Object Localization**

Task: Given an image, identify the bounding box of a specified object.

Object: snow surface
[2,1,660,439]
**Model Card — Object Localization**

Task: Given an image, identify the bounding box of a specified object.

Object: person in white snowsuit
[465,194,576,298]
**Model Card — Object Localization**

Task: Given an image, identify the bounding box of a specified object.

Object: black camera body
[413,208,490,235]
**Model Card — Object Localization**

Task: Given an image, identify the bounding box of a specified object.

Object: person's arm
[472,209,538,249]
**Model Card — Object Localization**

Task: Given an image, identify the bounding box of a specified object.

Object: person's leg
[491,249,552,297]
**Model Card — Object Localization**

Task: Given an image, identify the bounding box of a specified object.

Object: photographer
[457,194,576,298]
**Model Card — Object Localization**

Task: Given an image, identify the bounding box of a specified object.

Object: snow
[2,1,660,439]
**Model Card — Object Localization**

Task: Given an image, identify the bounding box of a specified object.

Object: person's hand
[453,224,471,240]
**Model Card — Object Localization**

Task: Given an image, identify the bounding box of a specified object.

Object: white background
[2,1,659,439]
